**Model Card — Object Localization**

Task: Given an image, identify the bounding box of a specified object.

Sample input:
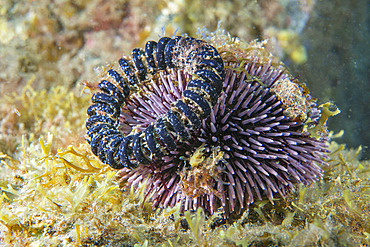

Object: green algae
[0,51,369,247]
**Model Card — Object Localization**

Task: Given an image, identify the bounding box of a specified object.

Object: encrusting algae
[0,30,369,247]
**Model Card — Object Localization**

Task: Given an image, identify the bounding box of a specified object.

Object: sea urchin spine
[118,58,329,219]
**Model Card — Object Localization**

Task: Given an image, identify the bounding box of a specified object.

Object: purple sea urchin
[117,40,329,218]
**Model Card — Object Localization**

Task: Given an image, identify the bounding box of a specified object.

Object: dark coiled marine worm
[86,36,225,169]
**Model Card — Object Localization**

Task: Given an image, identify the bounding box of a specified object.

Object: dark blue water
[289,0,370,159]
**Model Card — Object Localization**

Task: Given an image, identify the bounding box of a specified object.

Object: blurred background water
[288,0,369,160]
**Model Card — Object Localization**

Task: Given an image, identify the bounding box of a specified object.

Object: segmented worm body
[86,36,225,169]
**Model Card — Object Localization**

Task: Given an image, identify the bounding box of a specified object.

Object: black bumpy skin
[86,36,225,169]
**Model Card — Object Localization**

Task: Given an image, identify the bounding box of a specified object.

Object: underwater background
[0,0,369,246]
